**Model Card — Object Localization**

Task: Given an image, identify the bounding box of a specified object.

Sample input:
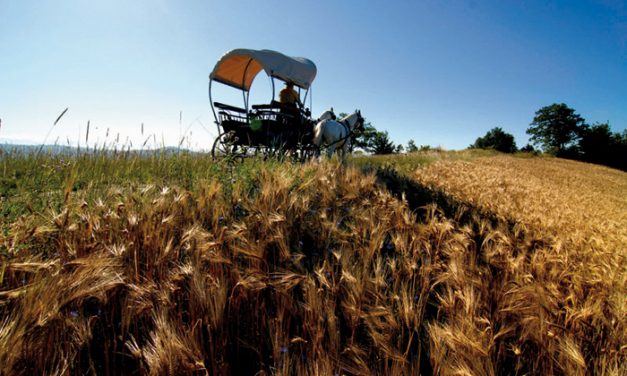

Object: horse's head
[354,110,365,131]
[318,108,336,122]
[339,110,365,132]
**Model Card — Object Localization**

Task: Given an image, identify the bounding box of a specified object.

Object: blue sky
[1,0,626,150]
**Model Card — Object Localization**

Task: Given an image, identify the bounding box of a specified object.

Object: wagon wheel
[211,131,245,160]
[261,136,289,160]
[299,143,319,162]
[261,145,285,160]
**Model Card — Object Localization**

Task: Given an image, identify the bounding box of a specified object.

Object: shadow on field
[363,165,560,376]
[366,165,520,233]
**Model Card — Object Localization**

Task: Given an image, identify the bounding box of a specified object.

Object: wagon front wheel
[211,131,243,160]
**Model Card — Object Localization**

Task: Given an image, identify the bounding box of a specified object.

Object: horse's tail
[313,120,325,146]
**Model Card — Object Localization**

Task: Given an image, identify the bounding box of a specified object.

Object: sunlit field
[1,150,625,375]
[411,154,627,375]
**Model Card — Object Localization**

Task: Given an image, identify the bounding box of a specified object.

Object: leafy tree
[524,103,626,170]
[370,131,396,154]
[578,123,627,170]
[346,113,398,154]
[406,139,418,153]
[578,123,613,163]
[471,127,517,153]
[527,103,586,155]
[617,131,627,171]
[395,144,404,154]
[520,143,536,153]
[352,120,378,152]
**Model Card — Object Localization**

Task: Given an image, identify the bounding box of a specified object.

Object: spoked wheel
[280,145,311,163]
[299,144,320,162]
[211,131,245,160]
[293,132,318,162]
[261,137,290,160]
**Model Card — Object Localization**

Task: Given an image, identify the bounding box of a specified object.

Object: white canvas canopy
[210,49,317,91]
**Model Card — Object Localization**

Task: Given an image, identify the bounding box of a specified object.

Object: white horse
[313,110,365,158]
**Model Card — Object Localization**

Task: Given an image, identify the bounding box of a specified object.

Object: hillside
[0,151,625,375]
[413,155,627,249]
[409,154,627,375]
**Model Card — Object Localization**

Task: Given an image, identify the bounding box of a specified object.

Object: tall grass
[0,149,263,226]
[0,150,625,375]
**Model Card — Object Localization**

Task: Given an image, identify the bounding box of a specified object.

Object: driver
[279,81,302,109]
[279,81,304,126]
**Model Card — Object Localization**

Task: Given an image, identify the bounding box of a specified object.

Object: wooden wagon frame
[209,49,318,159]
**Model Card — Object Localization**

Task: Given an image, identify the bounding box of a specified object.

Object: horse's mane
[340,110,361,124]
[318,109,336,121]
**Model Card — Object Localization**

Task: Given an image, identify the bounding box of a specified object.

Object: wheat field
[412,154,626,375]
[0,151,625,375]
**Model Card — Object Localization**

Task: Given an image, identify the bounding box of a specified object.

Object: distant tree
[617,131,627,171]
[406,139,418,153]
[351,117,378,152]
[370,131,396,154]
[346,114,397,154]
[472,127,517,153]
[527,103,586,155]
[578,123,627,170]
[578,123,613,163]
[520,143,536,153]
[395,144,404,154]
[525,104,626,170]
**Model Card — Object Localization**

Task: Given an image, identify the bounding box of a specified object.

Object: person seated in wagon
[279,81,302,109]
[279,81,310,126]
[278,81,306,125]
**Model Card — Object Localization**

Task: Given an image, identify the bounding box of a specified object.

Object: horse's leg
[321,125,332,158]
[340,141,350,161]
[327,143,336,158]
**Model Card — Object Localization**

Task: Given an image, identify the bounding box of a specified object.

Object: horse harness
[337,119,352,148]
[322,118,354,149]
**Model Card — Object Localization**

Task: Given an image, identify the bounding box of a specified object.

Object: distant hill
[0,143,201,156]
[0,144,76,155]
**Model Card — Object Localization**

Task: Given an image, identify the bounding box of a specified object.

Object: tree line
[526,103,626,171]
[476,103,626,171]
[351,104,626,171]
[348,114,432,155]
